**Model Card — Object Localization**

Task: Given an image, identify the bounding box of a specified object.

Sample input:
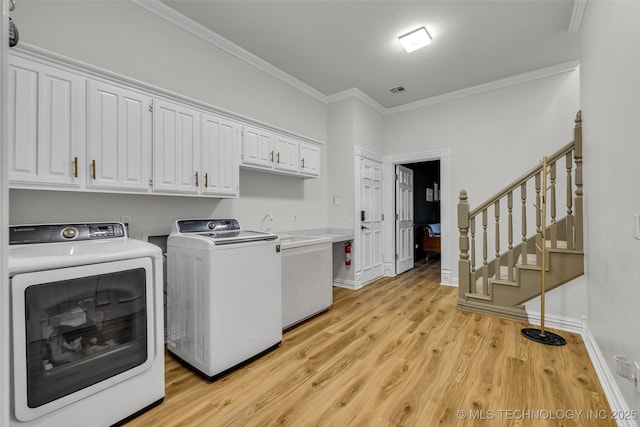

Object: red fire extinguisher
[345,242,352,266]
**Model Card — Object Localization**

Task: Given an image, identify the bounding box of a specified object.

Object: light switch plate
[634,214,640,240]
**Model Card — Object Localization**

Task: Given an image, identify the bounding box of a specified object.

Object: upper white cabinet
[241,125,321,178]
[87,81,152,191]
[8,52,319,197]
[152,99,201,194]
[200,113,239,197]
[241,125,274,168]
[273,135,300,173]
[299,142,320,177]
[8,56,86,188]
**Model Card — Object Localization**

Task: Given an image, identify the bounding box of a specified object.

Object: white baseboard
[333,279,358,290]
[525,311,584,334]
[527,312,634,427]
[581,327,637,427]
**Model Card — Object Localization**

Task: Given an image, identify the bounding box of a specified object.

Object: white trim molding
[581,327,637,427]
[568,0,588,33]
[130,0,327,103]
[384,147,454,288]
[327,87,386,115]
[386,61,580,115]
[130,1,581,117]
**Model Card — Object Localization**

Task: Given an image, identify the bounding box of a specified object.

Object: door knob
[361,225,369,230]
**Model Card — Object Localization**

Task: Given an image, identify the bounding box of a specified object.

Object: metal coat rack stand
[521,156,566,346]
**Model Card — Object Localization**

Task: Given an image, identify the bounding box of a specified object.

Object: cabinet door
[201,113,239,197]
[88,81,152,191]
[274,135,299,173]
[153,99,200,193]
[8,56,85,188]
[299,142,320,176]
[241,125,273,168]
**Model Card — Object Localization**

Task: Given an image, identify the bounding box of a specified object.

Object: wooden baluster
[574,111,583,251]
[482,209,489,295]
[494,200,501,280]
[470,216,477,293]
[521,182,528,265]
[550,161,557,249]
[535,171,542,266]
[565,151,574,250]
[507,191,514,281]
[458,190,471,297]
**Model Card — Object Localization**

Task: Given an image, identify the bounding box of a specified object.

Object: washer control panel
[176,219,241,233]
[9,222,126,245]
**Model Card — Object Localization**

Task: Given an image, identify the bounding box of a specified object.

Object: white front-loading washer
[8,222,164,426]
[166,219,281,379]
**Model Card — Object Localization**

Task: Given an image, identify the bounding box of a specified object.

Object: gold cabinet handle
[301,158,305,169]
[270,150,274,163]
[91,159,96,180]
[74,157,79,177]
[195,171,199,187]
[204,172,209,188]
[276,152,280,164]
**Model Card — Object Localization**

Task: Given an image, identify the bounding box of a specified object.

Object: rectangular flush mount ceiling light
[399,26,431,53]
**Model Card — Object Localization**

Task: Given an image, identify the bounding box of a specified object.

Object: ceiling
[160,0,581,110]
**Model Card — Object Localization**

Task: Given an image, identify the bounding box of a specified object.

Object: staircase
[457,111,583,322]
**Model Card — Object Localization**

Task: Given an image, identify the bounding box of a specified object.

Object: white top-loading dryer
[166,219,282,379]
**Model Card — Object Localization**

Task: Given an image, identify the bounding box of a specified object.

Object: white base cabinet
[281,242,332,329]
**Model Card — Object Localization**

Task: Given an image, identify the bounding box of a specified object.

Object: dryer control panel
[9,222,127,245]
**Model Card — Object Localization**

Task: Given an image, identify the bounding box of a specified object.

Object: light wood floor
[126,260,613,427]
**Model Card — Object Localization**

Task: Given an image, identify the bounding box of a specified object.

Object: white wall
[10,0,328,237]
[384,71,581,292]
[581,0,640,412]
[327,98,356,229]
[353,98,385,154]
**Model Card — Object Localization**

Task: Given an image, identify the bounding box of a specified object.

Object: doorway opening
[404,160,441,265]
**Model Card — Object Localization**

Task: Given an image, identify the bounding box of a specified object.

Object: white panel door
[153,99,200,193]
[88,81,151,191]
[299,142,320,176]
[241,125,273,168]
[8,56,85,187]
[359,156,384,285]
[201,113,239,197]
[396,165,415,274]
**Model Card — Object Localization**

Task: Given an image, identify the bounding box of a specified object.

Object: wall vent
[390,86,406,94]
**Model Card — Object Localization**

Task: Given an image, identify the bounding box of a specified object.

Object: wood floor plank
[126,260,614,427]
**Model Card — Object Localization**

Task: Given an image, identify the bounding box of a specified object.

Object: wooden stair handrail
[469,142,574,218]
[458,111,583,309]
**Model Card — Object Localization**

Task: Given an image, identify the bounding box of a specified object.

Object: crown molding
[568,0,588,33]
[385,60,580,115]
[327,87,386,115]
[130,1,580,117]
[130,0,328,103]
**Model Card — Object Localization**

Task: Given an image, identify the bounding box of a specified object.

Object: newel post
[458,190,471,298]
[573,111,583,251]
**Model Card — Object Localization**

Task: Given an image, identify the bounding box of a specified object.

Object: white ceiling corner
[130,0,328,103]
[138,1,581,115]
